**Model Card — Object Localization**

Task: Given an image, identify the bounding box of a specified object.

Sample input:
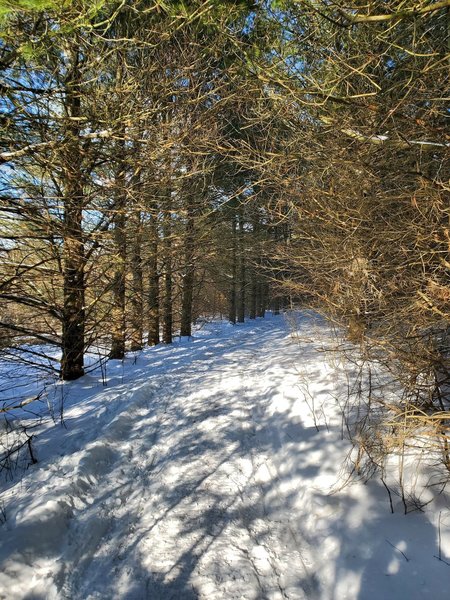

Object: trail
[0,314,448,600]
[59,318,320,600]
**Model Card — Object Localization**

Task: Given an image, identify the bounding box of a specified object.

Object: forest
[0,1,449,597]
[1,0,448,470]
[0,0,450,600]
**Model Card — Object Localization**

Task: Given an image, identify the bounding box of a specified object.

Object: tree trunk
[237,211,246,323]
[130,209,143,351]
[249,210,259,320]
[272,225,280,315]
[110,140,127,359]
[272,295,280,315]
[162,191,173,344]
[147,208,160,346]
[62,193,85,379]
[249,268,257,319]
[180,197,195,337]
[257,280,267,318]
[61,49,85,381]
[228,213,237,324]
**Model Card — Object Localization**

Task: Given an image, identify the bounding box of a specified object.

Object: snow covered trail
[1,314,449,600]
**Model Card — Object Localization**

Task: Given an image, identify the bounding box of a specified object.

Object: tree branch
[335,0,450,24]
[0,321,60,346]
[0,130,113,165]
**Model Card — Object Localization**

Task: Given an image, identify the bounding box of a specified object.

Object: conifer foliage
[0,0,449,476]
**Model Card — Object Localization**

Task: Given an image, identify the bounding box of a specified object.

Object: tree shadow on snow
[1,315,448,599]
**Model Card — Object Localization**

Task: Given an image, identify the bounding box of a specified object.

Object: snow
[0,313,449,599]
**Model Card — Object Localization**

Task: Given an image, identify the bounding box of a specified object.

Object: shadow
[0,313,448,599]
